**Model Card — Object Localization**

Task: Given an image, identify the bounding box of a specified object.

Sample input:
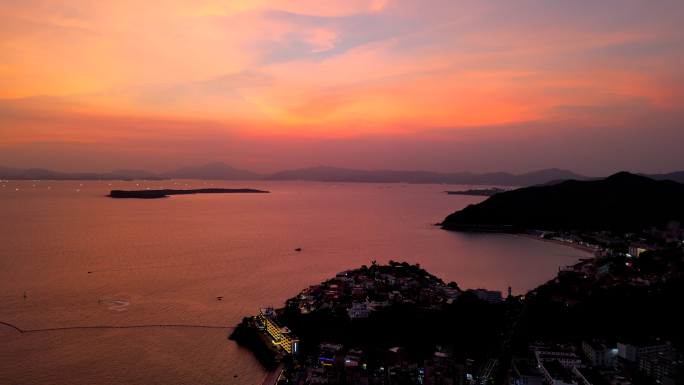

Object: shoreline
[512,233,597,255]
[261,363,285,385]
[230,240,600,380]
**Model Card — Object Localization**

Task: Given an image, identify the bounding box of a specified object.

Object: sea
[0,179,591,384]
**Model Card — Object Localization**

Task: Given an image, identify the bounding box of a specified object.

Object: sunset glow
[1,0,683,174]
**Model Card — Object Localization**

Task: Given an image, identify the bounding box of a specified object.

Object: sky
[1,0,683,176]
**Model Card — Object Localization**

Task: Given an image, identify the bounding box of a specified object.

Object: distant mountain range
[1,162,683,187]
[0,162,261,182]
[260,166,595,186]
[440,172,684,233]
[157,162,263,180]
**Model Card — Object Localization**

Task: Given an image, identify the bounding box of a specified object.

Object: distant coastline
[443,187,511,196]
[107,188,269,199]
[4,162,684,186]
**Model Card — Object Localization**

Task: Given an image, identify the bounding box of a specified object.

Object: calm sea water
[0,180,590,384]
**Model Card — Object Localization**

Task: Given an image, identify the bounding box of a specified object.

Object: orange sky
[1,0,683,175]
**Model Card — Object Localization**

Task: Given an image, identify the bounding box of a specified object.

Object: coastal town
[231,220,684,385]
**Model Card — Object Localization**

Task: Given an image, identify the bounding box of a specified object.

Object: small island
[107,188,269,199]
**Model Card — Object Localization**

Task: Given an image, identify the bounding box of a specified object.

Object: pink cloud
[1,0,683,174]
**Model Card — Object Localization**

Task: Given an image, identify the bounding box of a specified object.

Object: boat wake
[98,299,130,311]
[87,263,186,274]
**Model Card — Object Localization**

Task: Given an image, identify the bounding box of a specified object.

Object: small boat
[295,248,302,251]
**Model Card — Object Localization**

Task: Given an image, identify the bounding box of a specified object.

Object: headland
[440,172,684,233]
[232,240,684,384]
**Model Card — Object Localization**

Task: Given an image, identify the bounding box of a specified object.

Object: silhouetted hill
[159,162,263,180]
[261,166,589,186]
[441,172,684,233]
[262,166,460,183]
[104,169,162,180]
[0,167,164,181]
[641,171,684,184]
[15,168,74,180]
[0,166,25,176]
[508,168,590,186]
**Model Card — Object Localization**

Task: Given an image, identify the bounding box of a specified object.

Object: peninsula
[232,244,684,384]
[107,188,269,199]
[440,172,684,233]
[231,261,507,383]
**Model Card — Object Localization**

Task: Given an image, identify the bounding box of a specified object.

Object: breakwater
[0,321,234,334]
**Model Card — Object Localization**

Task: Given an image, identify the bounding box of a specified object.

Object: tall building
[508,357,543,385]
[259,307,300,355]
[639,352,680,383]
[582,340,617,368]
[468,288,503,303]
[617,339,671,362]
[424,354,467,385]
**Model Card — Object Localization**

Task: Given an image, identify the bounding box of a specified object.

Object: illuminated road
[471,302,527,385]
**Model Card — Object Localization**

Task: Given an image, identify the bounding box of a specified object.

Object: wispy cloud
[1,0,683,174]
